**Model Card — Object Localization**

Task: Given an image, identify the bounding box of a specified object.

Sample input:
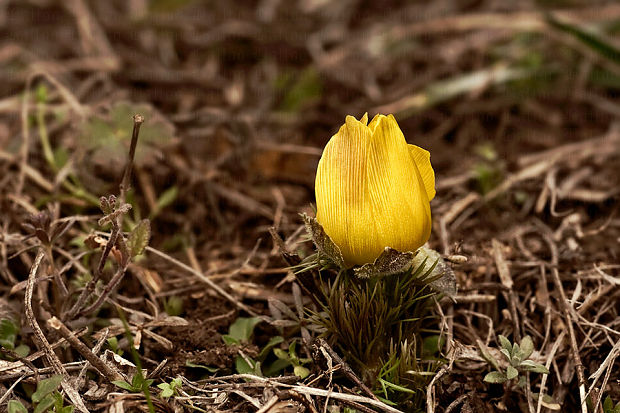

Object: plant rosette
[291,114,458,406]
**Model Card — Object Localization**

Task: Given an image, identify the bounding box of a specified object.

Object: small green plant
[79,101,175,171]
[0,318,30,358]
[113,373,155,393]
[222,316,263,375]
[222,316,262,346]
[274,67,323,112]
[603,396,620,413]
[483,335,549,384]
[106,337,123,356]
[7,400,27,413]
[222,316,310,378]
[164,296,184,317]
[483,335,559,409]
[274,214,457,408]
[472,142,504,195]
[157,377,182,399]
[8,375,74,413]
[266,340,311,379]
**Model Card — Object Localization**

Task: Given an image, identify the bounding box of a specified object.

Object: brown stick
[47,317,123,382]
[119,114,144,203]
[540,230,588,413]
[25,249,89,412]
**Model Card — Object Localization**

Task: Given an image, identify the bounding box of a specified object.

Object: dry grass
[1,0,620,412]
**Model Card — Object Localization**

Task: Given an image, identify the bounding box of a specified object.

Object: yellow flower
[315,113,435,266]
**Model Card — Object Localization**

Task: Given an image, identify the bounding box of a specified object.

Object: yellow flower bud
[315,114,435,266]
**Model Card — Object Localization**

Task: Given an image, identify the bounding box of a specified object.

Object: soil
[1,0,620,412]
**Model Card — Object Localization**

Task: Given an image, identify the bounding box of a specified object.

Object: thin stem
[79,263,129,316]
[37,101,56,171]
[65,225,120,320]
[119,114,144,203]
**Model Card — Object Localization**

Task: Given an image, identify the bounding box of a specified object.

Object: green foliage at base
[287,214,455,408]
[307,260,446,408]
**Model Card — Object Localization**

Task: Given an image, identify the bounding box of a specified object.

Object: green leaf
[0,318,19,349]
[478,342,501,371]
[293,365,310,379]
[53,392,64,410]
[7,400,28,413]
[258,336,284,361]
[127,219,151,257]
[131,373,142,388]
[273,348,288,360]
[164,296,183,317]
[235,355,257,375]
[31,375,63,403]
[185,361,218,372]
[519,360,550,374]
[227,317,262,343]
[33,393,56,413]
[377,378,416,394]
[498,335,512,355]
[112,380,136,391]
[151,186,178,218]
[484,371,508,384]
[221,335,239,345]
[79,101,176,170]
[500,348,512,361]
[422,335,445,357]
[263,358,291,376]
[520,336,534,360]
[506,365,519,380]
[604,396,613,412]
[278,67,323,112]
[124,376,153,391]
[288,340,298,360]
[533,392,561,411]
[157,383,174,398]
[14,344,30,358]
[547,15,620,64]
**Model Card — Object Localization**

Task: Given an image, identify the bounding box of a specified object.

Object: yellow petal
[315,115,377,265]
[315,114,434,266]
[367,113,382,134]
[366,114,432,256]
[360,112,369,125]
[408,145,436,200]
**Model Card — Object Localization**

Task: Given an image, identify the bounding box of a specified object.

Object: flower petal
[408,144,436,200]
[315,114,434,266]
[367,113,382,134]
[366,115,431,255]
[315,115,377,265]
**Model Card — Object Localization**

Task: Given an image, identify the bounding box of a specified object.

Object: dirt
[1,0,620,411]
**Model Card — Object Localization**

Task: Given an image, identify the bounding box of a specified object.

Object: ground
[1,0,620,412]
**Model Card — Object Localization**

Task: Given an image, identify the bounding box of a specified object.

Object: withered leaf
[354,247,415,279]
[127,219,151,257]
[300,213,344,269]
[412,247,457,299]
